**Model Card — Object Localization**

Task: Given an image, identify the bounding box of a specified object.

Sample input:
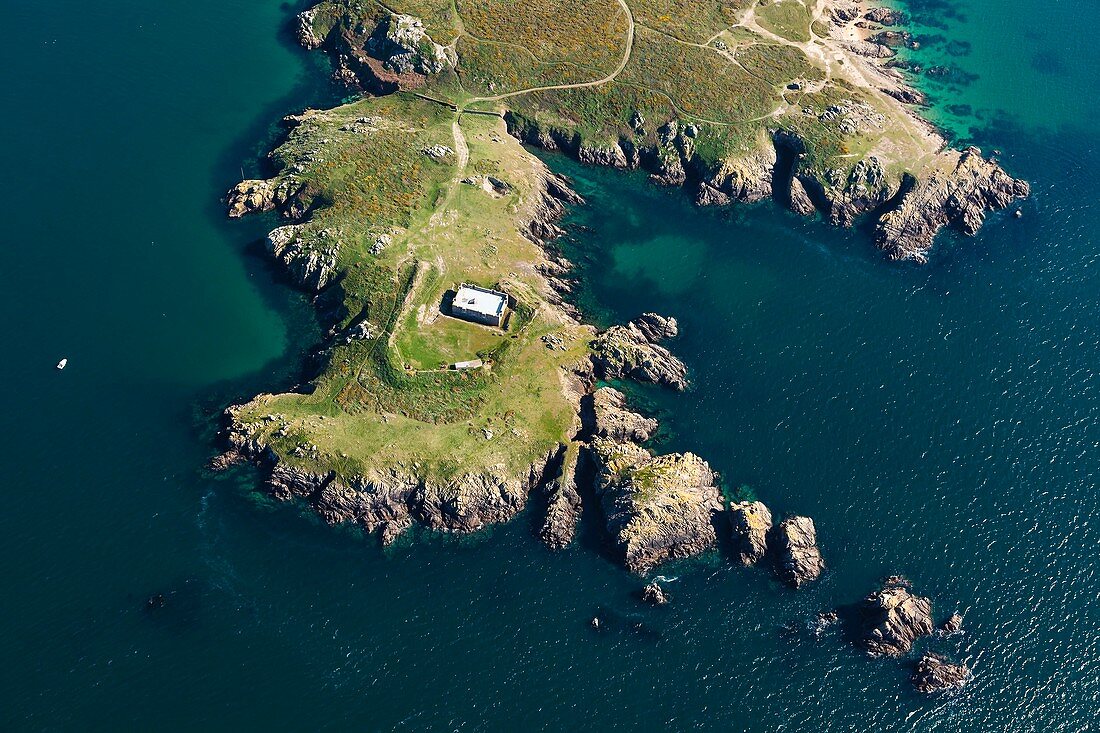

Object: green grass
[231,97,592,484]
[756,0,813,43]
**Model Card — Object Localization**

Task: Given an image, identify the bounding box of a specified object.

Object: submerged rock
[859,579,934,657]
[590,314,688,390]
[769,516,824,588]
[728,501,773,565]
[589,439,722,573]
[911,653,972,693]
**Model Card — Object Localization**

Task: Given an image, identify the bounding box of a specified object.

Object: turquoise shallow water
[1,0,1097,730]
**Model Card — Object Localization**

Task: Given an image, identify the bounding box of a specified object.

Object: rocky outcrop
[589,386,658,443]
[640,580,670,605]
[859,578,935,657]
[769,516,824,587]
[590,314,688,390]
[266,225,339,291]
[521,170,585,244]
[225,177,307,219]
[367,14,453,75]
[728,501,773,565]
[789,177,817,216]
[940,612,964,635]
[589,438,722,573]
[864,6,904,24]
[876,147,1030,262]
[538,446,582,551]
[911,653,972,693]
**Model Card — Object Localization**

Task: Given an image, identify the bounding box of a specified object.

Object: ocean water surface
[1,0,1097,730]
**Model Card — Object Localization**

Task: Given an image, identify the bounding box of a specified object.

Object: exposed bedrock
[538,446,583,551]
[728,501,773,566]
[859,578,935,657]
[589,438,722,574]
[590,314,688,390]
[875,146,1031,262]
[586,386,658,444]
[911,653,972,693]
[506,114,1028,264]
[256,446,563,546]
[769,516,825,588]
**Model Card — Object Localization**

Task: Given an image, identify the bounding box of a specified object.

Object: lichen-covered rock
[728,501,773,565]
[589,386,658,443]
[700,145,777,204]
[859,579,934,657]
[225,177,307,219]
[590,439,723,573]
[266,225,339,291]
[875,146,1030,262]
[769,516,824,587]
[911,653,972,693]
[367,14,453,75]
[591,314,688,390]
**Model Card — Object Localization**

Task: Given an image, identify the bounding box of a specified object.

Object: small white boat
[56,358,67,370]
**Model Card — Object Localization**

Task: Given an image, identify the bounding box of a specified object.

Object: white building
[451,284,508,328]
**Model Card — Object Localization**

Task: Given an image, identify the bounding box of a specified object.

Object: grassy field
[232,96,592,483]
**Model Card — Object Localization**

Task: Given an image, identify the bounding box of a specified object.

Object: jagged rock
[207,451,244,471]
[817,156,895,227]
[226,177,307,219]
[589,439,723,573]
[864,7,903,25]
[640,580,670,605]
[590,386,658,443]
[871,30,912,47]
[295,7,324,49]
[940,612,964,634]
[883,87,928,105]
[539,448,582,550]
[769,516,824,587]
[367,14,453,75]
[875,146,1030,262]
[728,501,773,565]
[591,314,688,390]
[578,142,630,168]
[789,176,817,216]
[859,579,934,656]
[701,145,777,204]
[266,225,339,291]
[831,5,861,22]
[844,41,897,58]
[911,653,972,693]
[522,170,584,244]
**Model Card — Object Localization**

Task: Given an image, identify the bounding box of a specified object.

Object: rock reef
[590,314,688,390]
[590,438,722,574]
[728,501,773,566]
[769,516,825,588]
[859,578,935,657]
[911,653,972,693]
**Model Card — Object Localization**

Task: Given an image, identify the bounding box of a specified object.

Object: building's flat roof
[454,285,506,317]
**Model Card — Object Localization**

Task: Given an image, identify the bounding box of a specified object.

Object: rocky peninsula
[215,0,1003,694]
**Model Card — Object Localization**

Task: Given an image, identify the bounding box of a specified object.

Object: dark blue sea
[1,0,1096,729]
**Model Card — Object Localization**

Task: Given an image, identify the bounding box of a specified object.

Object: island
[214,0,1022,659]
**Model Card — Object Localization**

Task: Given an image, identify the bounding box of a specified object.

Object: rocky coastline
[215,0,988,696]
